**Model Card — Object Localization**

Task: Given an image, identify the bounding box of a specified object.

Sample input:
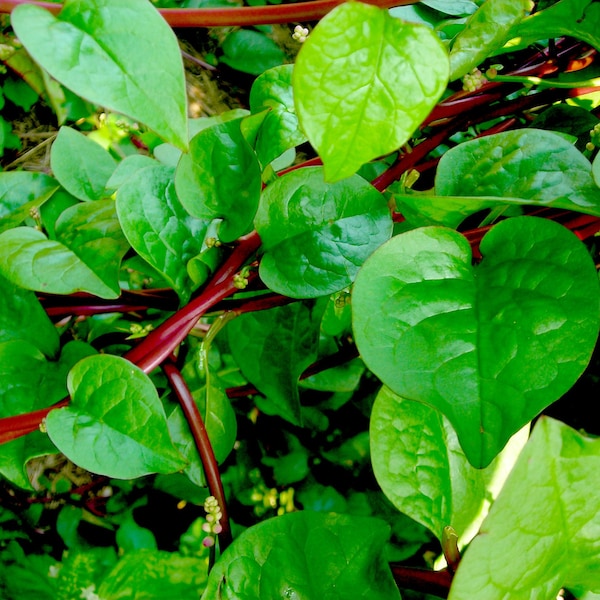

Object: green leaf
[0,171,58,220]
[249,64,307,167]
[11,0,188,150]
[255,167,392,299]
[352,217,600,467]
[0,226,120,299]
[220,29,285,76]
[202,511,400,600]
[294,2,448,181]
[508,0,600,54]
[50,126,117,201]
[116,165,210,302]
[435,128,600,216]
[55,199,130,295]
[98,549,208,600]
[175,119,262,243]
[0,274,59,357]
[448,0,530,80]
[371,386,528,543]
[45,354,187,479]
[449,418,600,599]
[227,302,323,426]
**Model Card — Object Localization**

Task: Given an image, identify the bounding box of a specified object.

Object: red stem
[162,359,232,551]
[390,565,453,599]
[0,0,415,26]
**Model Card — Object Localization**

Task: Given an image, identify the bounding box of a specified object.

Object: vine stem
[162,358,232,551]
[390,565,453,599]
[0,0,415,26]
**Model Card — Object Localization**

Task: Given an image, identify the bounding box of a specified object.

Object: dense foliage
[0,0,599,598]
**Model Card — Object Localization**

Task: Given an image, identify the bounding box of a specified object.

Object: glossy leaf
[227,302,323,426]
[508,0,600,54]
[436,129,600,216]
[46,354,187,479]
[371,386,528,543]
[449,0,530,80]
[50,126,117,201]
[221,29,286,76]
[202,511,399,600]
[175,119,262,243]
[0,274,59,357]
[116,165,210,301]
[0,171,58,219]
[249,64,307,167]
[255,167,392,299]
[294,2,448,181]
[0,226,120,299]
[11,0,188,150]
[450,418,600,599]
[353,217,600,467]
[55,199,130,295]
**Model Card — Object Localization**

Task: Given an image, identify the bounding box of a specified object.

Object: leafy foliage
[0,0,599,599]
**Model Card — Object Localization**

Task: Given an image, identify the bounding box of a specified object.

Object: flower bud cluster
[202,495,223,548]
[586,123,600,152]
[292,25,309,43]
[462,68,487,92]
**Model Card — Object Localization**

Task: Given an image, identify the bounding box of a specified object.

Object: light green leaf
[294,1,448,181]
[227,302,323,426]
[249,64,307,167]
[435,128,600,216]
[202,511,400,600]
[0,171,58,219]
[116,165,210,302]
[352,217,600,468]
[449,418,600,599]
[46,354,187,479]
[0,226,120,299]
[175,119,262,243]
[50,126,117,201]
[255,167,392,299]
[11,0,188,150]
[371,386,528,543]
[449,0,530,80]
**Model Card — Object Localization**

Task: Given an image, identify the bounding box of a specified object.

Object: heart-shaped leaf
[255,167,392,299]
[11,0,188,150]
[353,216,600,467]
[116,165,210,302]
[294,1,448,181]
[449,418,600,599]
[46,354,186,479]
[371,386,528,543]
[202,511,400,600]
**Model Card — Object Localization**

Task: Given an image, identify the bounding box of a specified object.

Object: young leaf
[255,167,392,299]
[249,64,307,167]
[370,386,528,544]
[174,119,262,243]
[448,0,530,80]
[0,226,121,299]
[45,354,187,479]
[50,126,117,201]
[202,511,400,600]
[449,418,600,599]
[11,0,188,150]
[116,165,210,302]
[435,129,600,216]
[227,301,323,426]
[294,1,448,181]
[353,217,600,468]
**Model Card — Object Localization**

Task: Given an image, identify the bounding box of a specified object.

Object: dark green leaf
[450,418,600,598]
[435,128,600,216]
[202,511,399,600]
[294,2,448,181]
[221,29,285,76]
[175,119,262,243]
[256,167,392,298]
[353,217,600,467]
[12,0,188,149]
[46,354,187,479]
[116,165,210,301]
[227,302,323,426]
[50,126,117,201]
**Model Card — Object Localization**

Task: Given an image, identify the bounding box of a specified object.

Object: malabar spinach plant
[0,0,599,598]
